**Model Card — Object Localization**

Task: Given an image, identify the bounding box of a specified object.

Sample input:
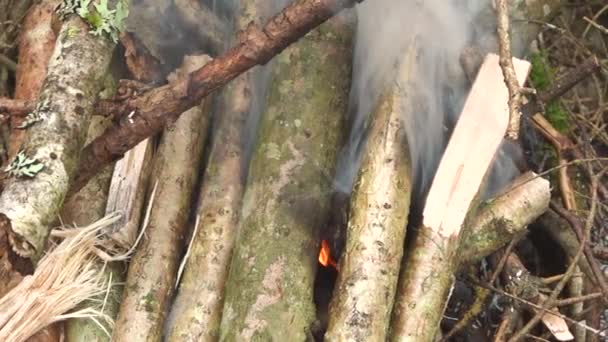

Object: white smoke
[334,0,519,203]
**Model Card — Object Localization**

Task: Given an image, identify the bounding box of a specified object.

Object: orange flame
[318,240,339,271]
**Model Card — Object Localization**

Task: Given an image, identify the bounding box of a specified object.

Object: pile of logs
[0,0,605,341]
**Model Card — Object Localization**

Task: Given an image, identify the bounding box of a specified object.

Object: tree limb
[70,0,363,194]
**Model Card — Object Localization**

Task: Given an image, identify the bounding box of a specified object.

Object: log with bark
[165,0,273,340]
[8,0,58,160]
[459,172,551,266]
[325,39,414,341]
[112,55,212,342]
[0,10,119,259]
[0,0,57,321]
[219,9,355,341]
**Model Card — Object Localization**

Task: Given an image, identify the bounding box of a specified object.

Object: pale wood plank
[104,138,154,248]
[422,53,531,237]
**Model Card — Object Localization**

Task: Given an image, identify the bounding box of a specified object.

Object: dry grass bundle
[0,213,126,342]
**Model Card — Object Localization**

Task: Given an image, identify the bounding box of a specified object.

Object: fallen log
[389,54,531,341]
[165,1,273,340]
[219,10,354,340]
[71,0,364,193]
[325,40,414,341]
[112,55,212,342]
[0,10,118,258]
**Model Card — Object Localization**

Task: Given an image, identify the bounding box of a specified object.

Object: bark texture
[72,0,363,193]
[112,56,212,342]
[0,15,115,258]
[9,0,58,160]
[219,11,354,341]
[459,172,550,265]
[325,48,413,342]
[165,1,272,340]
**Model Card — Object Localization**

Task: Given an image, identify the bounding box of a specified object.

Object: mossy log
[112,56,212,342]
[0,13,117,259]
[219,10,354,341]
[165,1,272,340]
[325,44,413,342]
[459,172,550,266]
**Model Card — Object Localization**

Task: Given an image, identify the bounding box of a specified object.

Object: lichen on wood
[0,13,117,258]
[219,10,354,341]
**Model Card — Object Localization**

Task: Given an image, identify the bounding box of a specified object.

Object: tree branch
[70,0,363,194]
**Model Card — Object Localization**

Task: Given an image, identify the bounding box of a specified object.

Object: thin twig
[0,53,16,72]
[495,0,523,140]
[583,16,608,35]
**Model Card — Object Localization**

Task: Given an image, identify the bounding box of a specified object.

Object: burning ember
[318,240,339,271]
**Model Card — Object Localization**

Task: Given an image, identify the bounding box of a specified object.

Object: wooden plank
[422,53,530,237]
[104,138,154,248]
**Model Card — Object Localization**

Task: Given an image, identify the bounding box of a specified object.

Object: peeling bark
[0,13,116,258]
[165,1,272,340]
[72,0,363,193]
[325,45,413,342]
[9,0,59,160]
[112,55,212,342]
[459,172,551,266]
[219,11,354,341]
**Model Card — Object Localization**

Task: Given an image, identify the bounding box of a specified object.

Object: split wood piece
[325,40,414,342]
[0,13,117,258]
[174,0,229,54]
[112,55,212,342]
[165,1,272,340]
[61,112,122,342]
[104,138,154,249]
[71,0,364,194]
[390,53,531,342]
[219,10,354,341]
[459,171,550,266]
[8,0,59,160]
